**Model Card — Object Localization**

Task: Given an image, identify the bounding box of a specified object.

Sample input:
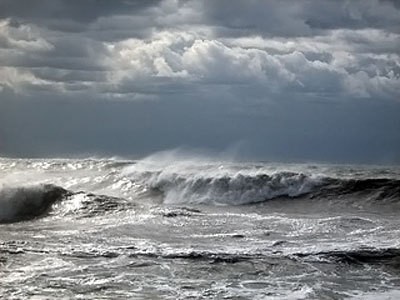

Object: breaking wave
[145,171,320,205]
[2,156,399,223]
[0,184,69,223]
[0,184,133,223]
[118,154,400,205]
[124,164,400,205]
[2,175,399,223]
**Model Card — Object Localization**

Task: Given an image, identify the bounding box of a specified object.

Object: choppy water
[1,154,400,299]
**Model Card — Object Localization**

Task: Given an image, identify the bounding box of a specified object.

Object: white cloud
[103,29,399,99]
[0,0,399,101]
[105,31,294,87]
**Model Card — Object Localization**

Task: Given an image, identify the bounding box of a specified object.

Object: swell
[309,178,400,202]
[6,238,398,268]
[294,247,400,267]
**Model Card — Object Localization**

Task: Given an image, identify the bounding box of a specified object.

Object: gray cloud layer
[1,0,399,162]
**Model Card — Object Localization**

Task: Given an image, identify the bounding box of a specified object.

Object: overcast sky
[0,0,399,163]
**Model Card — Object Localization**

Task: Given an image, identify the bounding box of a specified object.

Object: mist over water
[1,152,400,299]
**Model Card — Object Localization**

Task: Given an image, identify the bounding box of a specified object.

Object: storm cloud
[0,0,399,163]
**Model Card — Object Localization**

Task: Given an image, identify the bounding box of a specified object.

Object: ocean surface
[1,154,400,299]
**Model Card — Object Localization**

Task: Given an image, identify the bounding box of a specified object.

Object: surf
[0,184,69,223]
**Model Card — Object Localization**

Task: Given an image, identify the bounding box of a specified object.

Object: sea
[1,153,400,299]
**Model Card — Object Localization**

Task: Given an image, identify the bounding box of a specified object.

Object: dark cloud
[0,0,162,26]
[303,0,400,31]
[201,0,400,37]
[0,0,399,162]
[200,0,311,37]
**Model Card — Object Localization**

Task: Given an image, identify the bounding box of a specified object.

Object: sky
[0,0,399,164]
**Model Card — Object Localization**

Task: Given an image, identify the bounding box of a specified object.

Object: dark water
[1,156,400,299]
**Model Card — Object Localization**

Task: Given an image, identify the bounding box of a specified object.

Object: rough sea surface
[1,154,400,299]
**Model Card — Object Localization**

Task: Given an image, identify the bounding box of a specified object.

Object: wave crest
[0,184,69,223]
[143,171,321,205]
[124,161,400,205]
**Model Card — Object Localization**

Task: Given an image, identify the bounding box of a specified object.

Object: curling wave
[0,184,133,223]
[0,184,69,223]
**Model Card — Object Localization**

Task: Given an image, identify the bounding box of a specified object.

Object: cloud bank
[0,0,399,162]
[1,0,399,99]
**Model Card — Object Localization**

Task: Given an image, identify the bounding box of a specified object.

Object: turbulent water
[1,154,400,299]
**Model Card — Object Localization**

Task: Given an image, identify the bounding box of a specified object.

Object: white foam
[349,289,400,300]
[122,152,323,205]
